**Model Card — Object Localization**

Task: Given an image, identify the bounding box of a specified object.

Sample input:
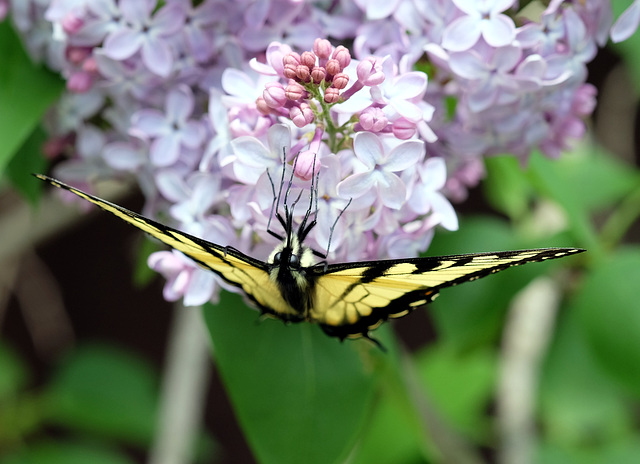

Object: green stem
[599,181,640,250]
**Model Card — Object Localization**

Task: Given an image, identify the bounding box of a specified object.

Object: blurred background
[2,3,640,464]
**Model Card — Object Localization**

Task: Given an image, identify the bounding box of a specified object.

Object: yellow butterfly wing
[35,174,300,321]
[310,248,584,339]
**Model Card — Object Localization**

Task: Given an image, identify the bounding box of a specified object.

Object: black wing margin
[309,248,584,340]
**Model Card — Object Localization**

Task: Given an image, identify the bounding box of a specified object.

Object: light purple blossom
[337,132,423,209]
[102,0,185,76]
[11,0,639,308]
[442,0,516,51]
[130,84,205,167]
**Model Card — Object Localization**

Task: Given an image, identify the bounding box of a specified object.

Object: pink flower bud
[263,82,286,108]
[313,38,332,59]
[296,64,310,82]
[82,56,98,73]
[294,150,321,181]
[391,118,416,139]
[66,46,91,64]
[283,52,301,66]
[283,63,297,79]
[67,71,92,93]
[62,12,84,35]
[0,1,8,21]
[332,45,351,69]
[285,81,306,100]
[311,66,326,84]
[42,136,68,159]
[324,87,340,103]
[332,72,349,89]
[359,107,388,132]
[256,96,272,115]
[357,57,385,86]
[290,103,314,127]
[300,51,316,68]
[325,58,340,76]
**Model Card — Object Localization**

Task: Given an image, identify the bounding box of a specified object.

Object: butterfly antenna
[283,149,299,219]
[323,197,352,258]
[265,169,282,240]
[298,153,319,241]
[266,148,288,240]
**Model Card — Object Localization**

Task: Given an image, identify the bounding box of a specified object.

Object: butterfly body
[35,174,584,343]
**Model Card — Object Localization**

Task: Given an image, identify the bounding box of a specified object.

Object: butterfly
[35,173,584,346]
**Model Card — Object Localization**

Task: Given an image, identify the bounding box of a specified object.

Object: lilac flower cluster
[5,0,638,306]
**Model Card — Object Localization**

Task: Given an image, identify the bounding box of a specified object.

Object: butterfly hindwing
[34,174,300,321]
[309,248,582,339]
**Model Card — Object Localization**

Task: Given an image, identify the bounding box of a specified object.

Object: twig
[398,345,486,464]
[496,276,561,464]
[148,303,212,464]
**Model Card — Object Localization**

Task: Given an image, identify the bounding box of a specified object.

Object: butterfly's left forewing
[310,248,583,339]
[35,174,300,320]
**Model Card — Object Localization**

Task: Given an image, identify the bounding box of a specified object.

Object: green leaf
[540,144,639,213]
[536,438,640,464]
[0,22,64,176]
[539,310,632,446]
[572,247,640,397]
[203,293,378,464]
[0,440,136,464]
[526,149,623,258]
[6,126,49,205]
[415,344,496,440]
[484,155,531,219]
[44,345,158,446]
[349,377,425,464]
[427,216,574,347]
[0,343,28,401]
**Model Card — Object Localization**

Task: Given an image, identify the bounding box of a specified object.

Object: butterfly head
[267,209,317,311]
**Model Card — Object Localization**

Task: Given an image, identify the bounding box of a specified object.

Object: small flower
[407,157,458,231]
[102,0,186,77]
[130,84,205,166]
[442,0,516,51]
[337,132,423,209]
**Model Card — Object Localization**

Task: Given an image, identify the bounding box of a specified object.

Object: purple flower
[449,45,522,112]
[611,0,640,42]
[442,0,516,51]
[407,157,458,231]
[337,132,423,209]
[230,123,291,184]
[102,0,185,77]
[130,84,205,167]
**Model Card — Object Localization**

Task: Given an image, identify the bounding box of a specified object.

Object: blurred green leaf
[427,216,575,347]
[539,310,632,446]
[536,437,640,464]
[0,22,64,176]
[484,155,532,219]
[0,343,28,401]
[572,247,640,397]
[6,126,48,205]
[0,440,136,464]
[45,345,158,446]
[526,148,638,258]
[416,344,496,440]
[350,371,425,464]
[203,293,378,464]
[539,144,638,212]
